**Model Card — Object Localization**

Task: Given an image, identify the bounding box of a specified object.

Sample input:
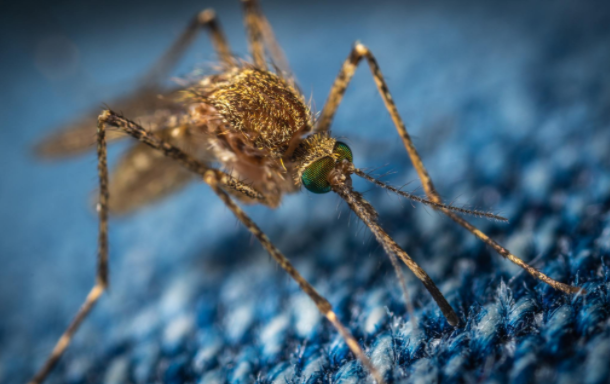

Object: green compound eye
[302,156,335,194]
[333,141,353,163]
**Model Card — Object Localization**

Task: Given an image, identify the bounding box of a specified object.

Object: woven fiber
[0,0,609,383]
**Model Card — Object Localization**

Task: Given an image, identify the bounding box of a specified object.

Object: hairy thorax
[184,67,313,206]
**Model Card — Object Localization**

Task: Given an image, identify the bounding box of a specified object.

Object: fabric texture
[1,0,609,383]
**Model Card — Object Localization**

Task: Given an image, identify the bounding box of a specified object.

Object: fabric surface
[1,0,609,383]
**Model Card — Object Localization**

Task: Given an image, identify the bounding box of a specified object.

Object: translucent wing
[107,126,214,215]
[35,87,180,159]
[108,143,193,214]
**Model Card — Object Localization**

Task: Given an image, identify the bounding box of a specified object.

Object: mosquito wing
[106,125,216,215]
[108,142,193,214]
[35,86,181,159]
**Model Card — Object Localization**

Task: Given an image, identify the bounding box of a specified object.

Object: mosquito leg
[316,43,441,198]
[445,212,583,294]
[241,0,292,75]
[28,113,113,384]
[243,0,291,74]
[317,43,583,295]
[198,9,234,66]
[333,183,460,327]
[203,171,385,384]
[142,8,234,87]
[242,0,267,70]
[97,110,268,205]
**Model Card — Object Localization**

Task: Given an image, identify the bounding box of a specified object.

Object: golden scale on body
[31,1,585,383]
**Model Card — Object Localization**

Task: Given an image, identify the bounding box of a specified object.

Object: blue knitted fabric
[1,0,610,383]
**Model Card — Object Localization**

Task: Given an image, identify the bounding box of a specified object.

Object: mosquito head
[292,133,355,193]
[292,133,508,222]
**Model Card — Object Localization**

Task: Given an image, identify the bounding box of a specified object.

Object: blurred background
[1,0,609,383]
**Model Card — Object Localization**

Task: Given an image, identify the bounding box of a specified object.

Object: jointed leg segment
[242,0,267,70]
[316,43,435,201]
[28,115,113,384]
[197,9,234,66]
[333,184,460,326]
[241,0,292,74]
[319,43,583,296]
[142,8,234,87]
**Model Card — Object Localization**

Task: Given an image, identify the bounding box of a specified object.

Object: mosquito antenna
[332,182,460,327]
[352,167,508,222]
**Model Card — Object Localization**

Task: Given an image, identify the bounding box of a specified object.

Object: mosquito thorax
[193,67,313,159]
[291,133,354,193]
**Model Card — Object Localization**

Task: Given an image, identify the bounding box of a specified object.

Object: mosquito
[31,1,584,383]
